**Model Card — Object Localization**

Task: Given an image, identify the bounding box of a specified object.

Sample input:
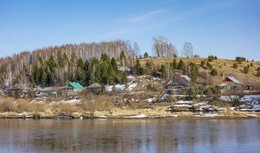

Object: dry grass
[140,57,260,86]
[0,96,17,112]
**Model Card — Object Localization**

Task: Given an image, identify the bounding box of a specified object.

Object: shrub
[201,60,205,67]
[147,83,157,91]
[210,68,218,76]
[3,101,17,112]
[257,67,260,77]
[232,63,238,69]
[243,66,249,74]
[17,99,30,112]
[206,62,212,70]
[54,103,76,114]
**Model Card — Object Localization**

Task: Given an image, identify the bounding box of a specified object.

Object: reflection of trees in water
[1,119,260,153]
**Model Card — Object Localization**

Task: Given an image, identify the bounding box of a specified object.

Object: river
[0,118,259,153]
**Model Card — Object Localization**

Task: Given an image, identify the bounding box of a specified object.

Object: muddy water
[0,119,259,153]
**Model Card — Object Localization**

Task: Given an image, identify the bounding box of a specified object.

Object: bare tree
[182,42,193,57]
[152,36,177,57]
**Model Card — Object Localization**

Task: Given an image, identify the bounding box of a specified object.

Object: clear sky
[1,0,260,60]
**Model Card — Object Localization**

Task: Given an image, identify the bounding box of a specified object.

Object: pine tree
[120,51,126,71]
[143,52,149,58]
[189,63,198,82]
[177,59,185,70]
[111,58,118,72]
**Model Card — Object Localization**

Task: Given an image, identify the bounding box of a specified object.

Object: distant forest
[0,37,190,87]
[0,40,141,87]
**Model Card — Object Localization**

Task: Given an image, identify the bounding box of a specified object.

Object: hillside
[0,39,259,90]
[140,57,260,88]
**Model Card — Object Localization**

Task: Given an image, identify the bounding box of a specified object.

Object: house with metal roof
[83,83,102,94]
[163,75,191,95]
[173,75,191,87]
[219,76,244,94]
[68,82,84,90]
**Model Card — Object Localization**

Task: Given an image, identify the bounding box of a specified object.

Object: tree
[152,36,177,57]
[143,52,149,58]
[235,56,246,63]
[120,51,126,71]
[133,42,140,57]
[208,55,217,62]
[47,55,57,73]
[182,42,193,57]
[170,59,177,70]
[111,58,118,72]
[189,63,198,82]
[177,59,185,70]
[134,59,144,75]
[41,70,48,87]
[160,64,166,79]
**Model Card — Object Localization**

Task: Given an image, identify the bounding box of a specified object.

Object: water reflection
[0,119,260,153]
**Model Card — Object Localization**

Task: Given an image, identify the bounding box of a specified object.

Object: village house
[36,86,69,97]
[219,76,244,94]
[164,75,191,95]
[67,82,84,98]
[8,84,29,98]
[67,82,84,91]
[86,83,102,93]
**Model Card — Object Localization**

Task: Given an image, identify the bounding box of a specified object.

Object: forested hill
[0,40,139,87]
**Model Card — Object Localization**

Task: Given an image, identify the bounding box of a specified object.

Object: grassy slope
[139,57,260,87]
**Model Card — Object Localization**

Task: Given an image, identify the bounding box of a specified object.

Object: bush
[243,66,249,74]
[147,83,157,91]
[201,60,205,67]
[54,103,76,114]
[206,62,212,70]
[232,63,238,69]
[3,101,17,112]
[17,99,30,112]
[210,68,218,76]
[257,67,260,77]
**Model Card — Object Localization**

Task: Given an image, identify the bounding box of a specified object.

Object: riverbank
[1,94,260,119]
[1,106,260,119]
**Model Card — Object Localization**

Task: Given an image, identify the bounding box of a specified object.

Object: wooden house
[164,75,191,95]
[67,82,84,91]
[36,86,69,97]
[8,84,29,98]
[219,76,244,94]
[86,83,102,93]
[173,75,191,87]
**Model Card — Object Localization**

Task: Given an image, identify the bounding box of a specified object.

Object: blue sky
[1,0,260,60]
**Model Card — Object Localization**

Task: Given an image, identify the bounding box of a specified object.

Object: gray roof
[226,76,240,84]
[180,75,191,82]
[87,83,102,88]
[173,75,191,86]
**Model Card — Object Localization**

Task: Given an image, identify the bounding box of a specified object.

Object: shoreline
[1,109,259,119]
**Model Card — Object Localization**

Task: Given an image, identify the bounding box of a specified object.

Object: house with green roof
[67,82,84,91]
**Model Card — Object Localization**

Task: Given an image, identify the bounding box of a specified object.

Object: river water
[0,118,259,153]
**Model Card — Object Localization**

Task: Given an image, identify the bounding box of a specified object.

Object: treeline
[0,40,138,87]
